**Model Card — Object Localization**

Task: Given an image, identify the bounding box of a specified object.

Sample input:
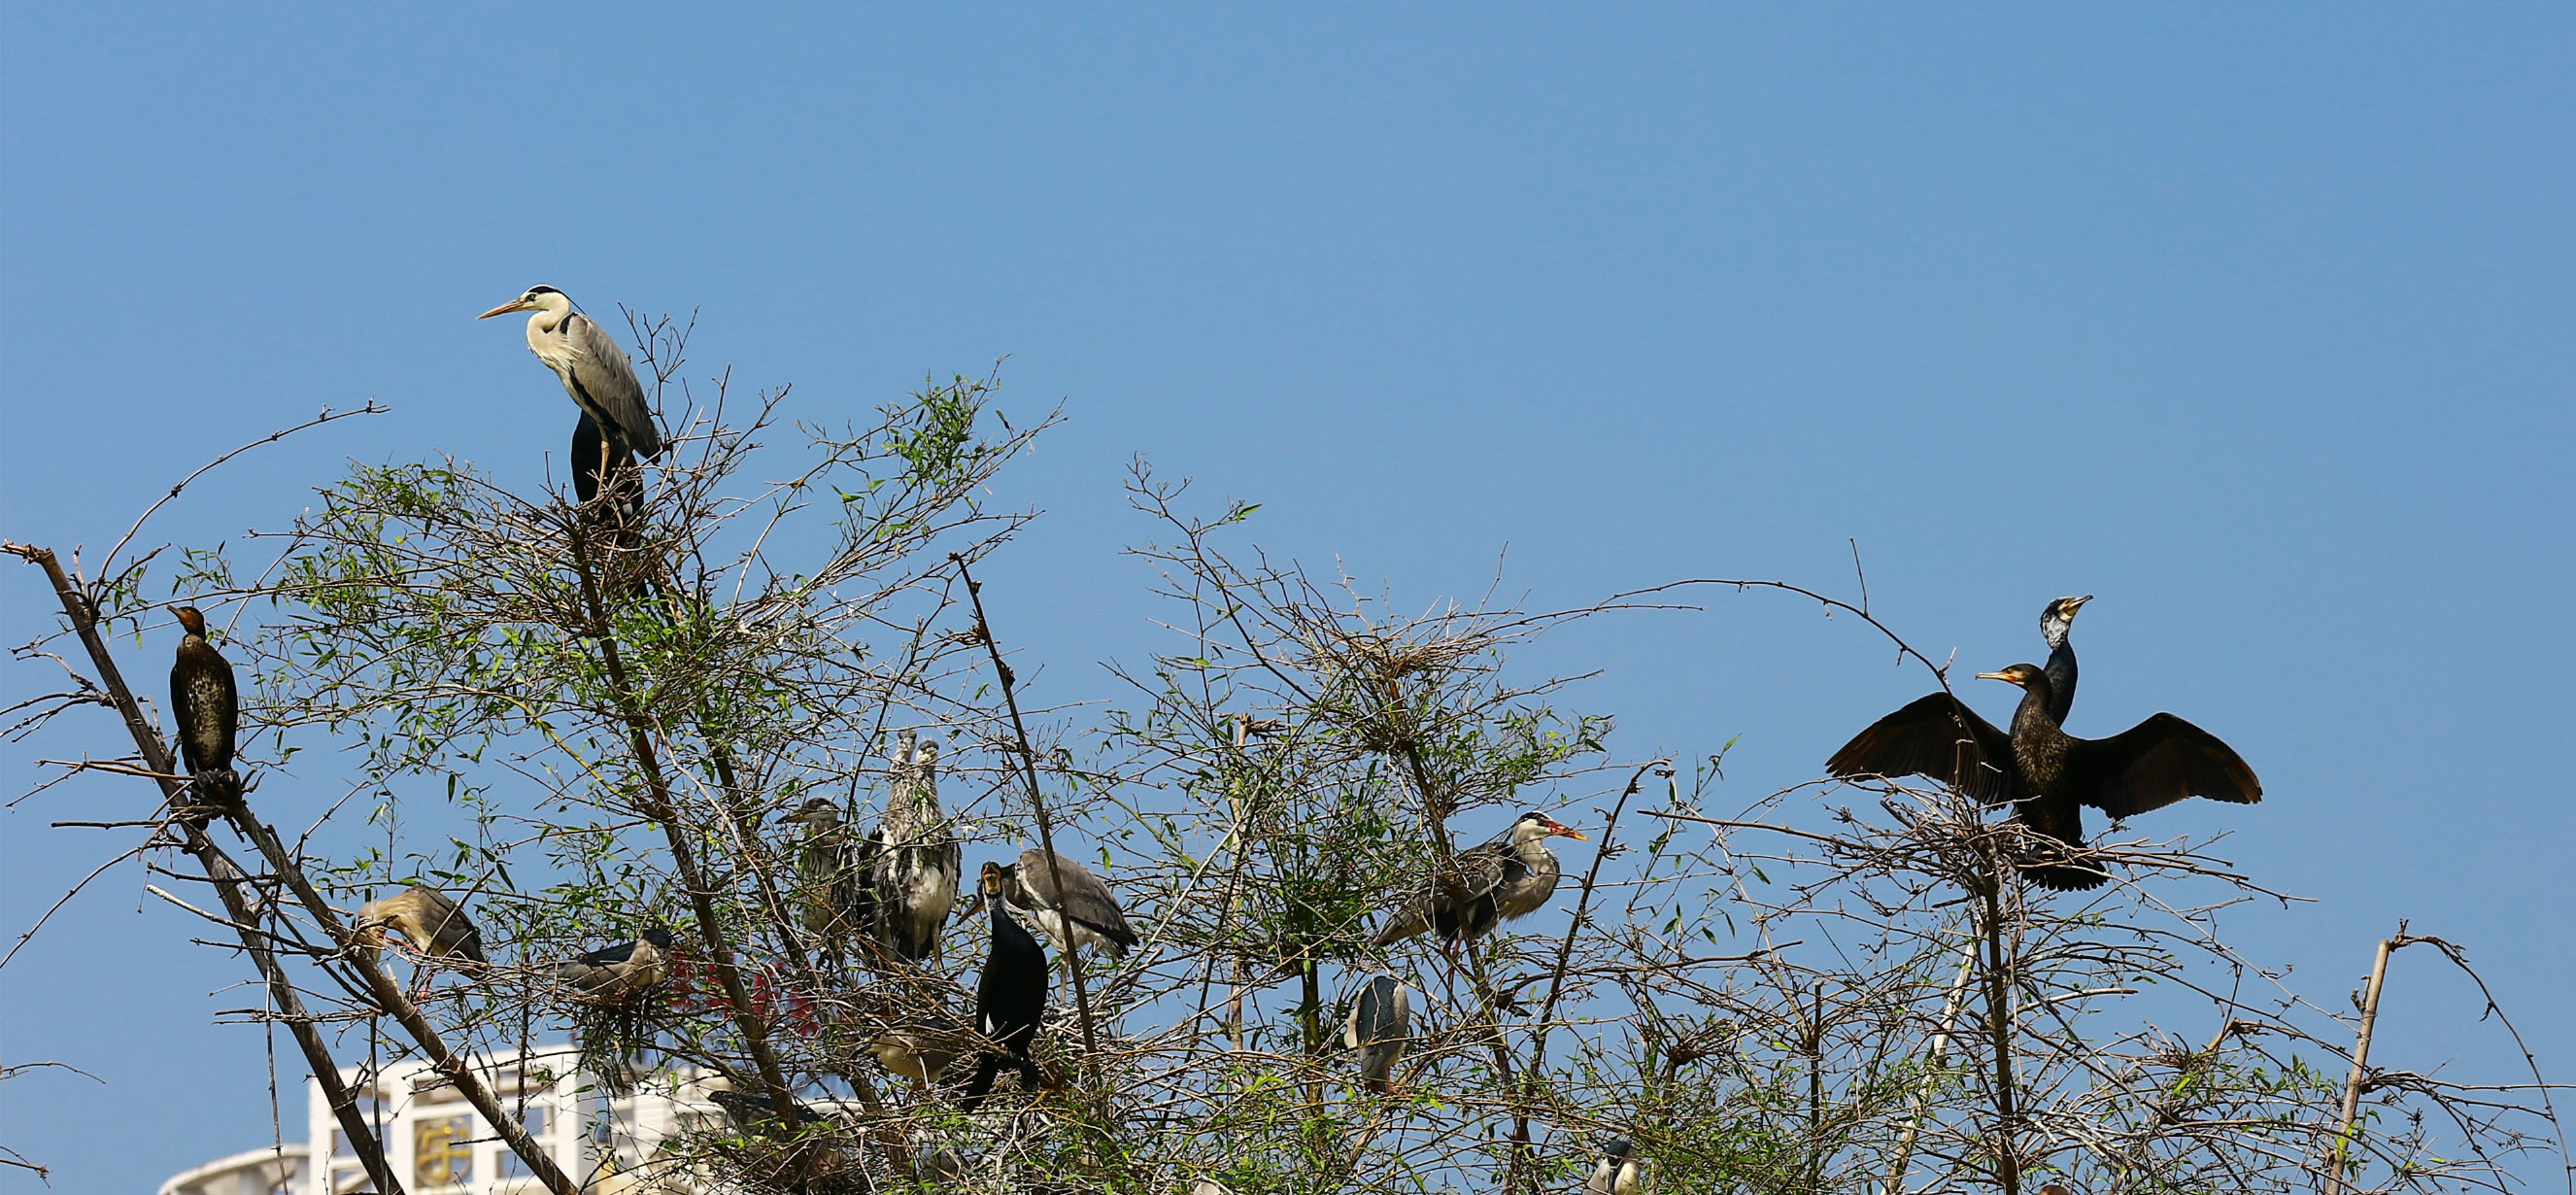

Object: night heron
[1342,973,1413,1094]
[549,929,677,1007]
[1826,662,2260,891]
[855,982,978,1093]
[356,883,487,994]
[861,732,962,964]
[167,605,242,819]
[995,849,1138,960]
[962,861,1048,1110]
[478,286,664,461]
[1372,811,1588,946]
[779,796,865,968]
[1581,1138,1641,1194]
[2040,595,2093,724]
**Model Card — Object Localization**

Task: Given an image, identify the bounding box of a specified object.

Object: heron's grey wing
[416,886,487,965]
[562,313,662,458]
[1017,850,1136,947]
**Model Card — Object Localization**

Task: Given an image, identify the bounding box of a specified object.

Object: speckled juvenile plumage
[168,606,242,814]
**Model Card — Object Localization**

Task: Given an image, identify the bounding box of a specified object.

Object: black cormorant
[2040,595,2092,724]
[168,605,242,817]
[1372,810,1588,945]
[1826,664,2260,890]
[963,861,1048,1110]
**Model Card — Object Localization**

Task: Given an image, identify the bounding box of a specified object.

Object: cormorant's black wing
[1826,692,2019,803]
[2063,713,2262,819]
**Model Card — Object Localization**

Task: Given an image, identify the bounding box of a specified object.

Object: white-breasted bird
[1372,810,1589,946]
[1342,973,1414,1094]
[995,849,1139,960]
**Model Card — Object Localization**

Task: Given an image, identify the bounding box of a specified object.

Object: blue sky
[4,7,2570,1189]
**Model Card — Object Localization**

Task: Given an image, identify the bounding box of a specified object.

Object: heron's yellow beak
[1546,820,1588,840]
[477,298,534,320]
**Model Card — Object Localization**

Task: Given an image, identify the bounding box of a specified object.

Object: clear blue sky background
[4,8,2569,1190]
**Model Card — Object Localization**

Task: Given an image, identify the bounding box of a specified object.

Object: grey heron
[1371,811,1588,946]
[962,861,1048,1110]
[549,929,677,1007]
[168,606,242,820]
[1342,973,1413,1094]
[779,797,865,968]
[2040,595,2093,724]
[862,733,962,964]
[1581,1138,1641,1194]
[996,848,1139,960]
[477,285,664,463]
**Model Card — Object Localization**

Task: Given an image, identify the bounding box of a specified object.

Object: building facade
[156,1046,729,1195]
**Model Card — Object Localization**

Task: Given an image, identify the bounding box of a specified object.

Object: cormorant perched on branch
[2040,595,2092,724]
[996,848,1138,960]
[963,861,1048,1111]
[1372,811,1588,945]
[1826,664,2260,890]
[167,606,241,819]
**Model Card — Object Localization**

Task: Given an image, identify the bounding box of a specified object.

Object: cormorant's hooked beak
[1543,817,1588,840]
[2061,594,2094,617]
[1976,668,2023,687]
[477,297,537,320]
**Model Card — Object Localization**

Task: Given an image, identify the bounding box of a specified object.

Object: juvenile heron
[996,848,1139,960]
[963,861,1048,1110]
[356,884,487,994]
[863,733,962,964]
[1342,973,1413,1094]
[1372,811,1588,946]
[550,929,677,1007]
[1582,1138,1642,1194]
[477,286,664,461]
[779,797,865,968]
[855,982,977,1092]
[1826,663,2260,890]
[2040,595,2093,724]
[167,606,242,819]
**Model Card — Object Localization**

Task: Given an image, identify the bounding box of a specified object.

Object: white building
[157,1046,730,1195]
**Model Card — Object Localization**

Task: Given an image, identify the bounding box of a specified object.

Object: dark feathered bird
[709,1086,822,1129]
[1582,1138,1642,1195]
[1372,810,1588,945]
[963,861,1049,1111]
[2040,595,2092,725]
[780,797,867,968]
[357,883,488,966]
[1826,664,2261,890]
[569,412,649,576]
[998,848,1138,960]
[1342,973,1413,1094]
[480,286,663,459]
[167,606,242,818]
[549,929,677,1007]
[864,733,963,964]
